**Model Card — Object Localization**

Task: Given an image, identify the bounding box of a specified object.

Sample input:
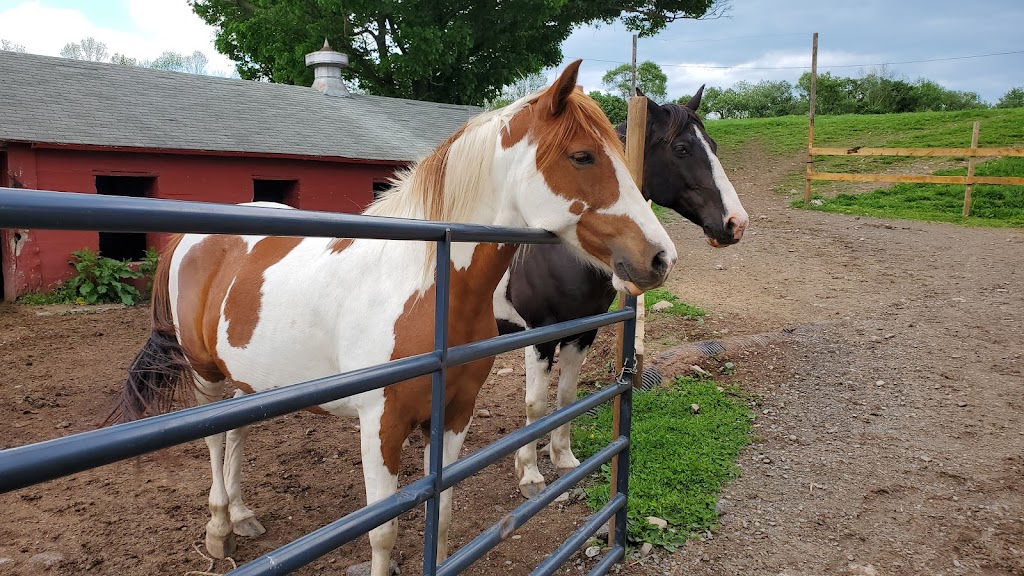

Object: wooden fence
[803,33,1024,216]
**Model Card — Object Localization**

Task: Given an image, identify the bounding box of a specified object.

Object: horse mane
[361,86,622,286]
[364,96,533,223]
[661,103,706,143]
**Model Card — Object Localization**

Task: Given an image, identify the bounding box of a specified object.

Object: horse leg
[224,389,266,537]
[194,377,235,559]
[422,420,471,564]
[358,409,403,576]
[514,342,555,498]
[548,339,590,472]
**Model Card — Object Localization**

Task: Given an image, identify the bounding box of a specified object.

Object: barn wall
[1,145,401,301]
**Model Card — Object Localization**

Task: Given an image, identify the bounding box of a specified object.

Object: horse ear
[685,84,706,112]
[548,60,582,116]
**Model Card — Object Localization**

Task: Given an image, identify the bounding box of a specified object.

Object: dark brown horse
[495,87,749,497]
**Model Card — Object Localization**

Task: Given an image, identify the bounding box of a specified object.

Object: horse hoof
[555,463,580,475]
[519,481,546,499]
[206,532,237,560]
[346,560,400,576]
[233,515,266,537]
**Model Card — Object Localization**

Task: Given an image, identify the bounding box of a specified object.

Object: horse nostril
[651,250,669,275]
[725,215,746,240]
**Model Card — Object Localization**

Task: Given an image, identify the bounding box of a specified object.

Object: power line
[568,49,1024,71]
[655,32,812,44]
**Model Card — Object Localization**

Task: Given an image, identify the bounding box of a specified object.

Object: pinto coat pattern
[112,60,676,576]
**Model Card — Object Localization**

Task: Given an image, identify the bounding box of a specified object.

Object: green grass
[610,288,706,318]
[651,202,671,222]
[573,376,753,548]
[704,107,1024,156]
[804,156,1024,227]
[16,284,76,306]
[703,108,1024,226]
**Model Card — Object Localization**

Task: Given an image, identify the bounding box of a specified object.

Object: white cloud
[0,0,235,73]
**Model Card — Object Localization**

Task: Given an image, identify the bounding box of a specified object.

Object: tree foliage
[588,91,628,125]
[144,50,210,74]
[188,0,728,105]
[997,87,1024,109]
[602,60,668,102]
[60,37,109,62]
[1,38,26,53]
[692,70,989,119]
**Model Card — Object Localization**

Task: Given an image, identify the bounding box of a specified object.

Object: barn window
[372,180,393,201]
[95,176,154,262]
[253,179,298,206]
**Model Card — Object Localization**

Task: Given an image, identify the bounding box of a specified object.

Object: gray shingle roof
[0,51,481,162]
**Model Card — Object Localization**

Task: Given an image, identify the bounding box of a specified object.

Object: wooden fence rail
[803,35,1023,217]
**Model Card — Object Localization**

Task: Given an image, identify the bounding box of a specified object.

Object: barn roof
[0,51,481,163]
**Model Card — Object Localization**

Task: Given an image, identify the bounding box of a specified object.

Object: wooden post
[963,121,981,217]
[609,93,647,547]
[804,32,818,204]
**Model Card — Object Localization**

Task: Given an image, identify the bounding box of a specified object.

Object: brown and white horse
[113,60,676,576]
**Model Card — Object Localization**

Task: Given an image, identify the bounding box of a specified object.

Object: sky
[1,0,1022,103]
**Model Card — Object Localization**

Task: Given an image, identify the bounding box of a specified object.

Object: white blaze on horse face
[693,126,748,239]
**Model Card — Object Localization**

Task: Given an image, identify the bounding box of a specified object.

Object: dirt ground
[1,142,1022,576]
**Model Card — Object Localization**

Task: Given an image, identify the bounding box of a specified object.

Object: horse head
[628,86,749,247]
[496,61,676,294]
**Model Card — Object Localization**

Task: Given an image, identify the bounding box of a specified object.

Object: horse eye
[570,151,595,165]
[674,145,688,156]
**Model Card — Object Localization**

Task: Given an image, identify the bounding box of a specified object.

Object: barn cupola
[305,39,350,97]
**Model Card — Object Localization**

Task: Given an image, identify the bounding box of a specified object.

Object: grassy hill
[702,108,1024,227]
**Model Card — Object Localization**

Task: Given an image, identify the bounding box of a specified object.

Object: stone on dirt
[646,516,668,530]
[496,368,514,376]
[347,560,399,576]
[28,552,64,569]
[651,300,673,311]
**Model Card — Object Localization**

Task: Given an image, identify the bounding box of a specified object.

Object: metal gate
[0,188,637,576]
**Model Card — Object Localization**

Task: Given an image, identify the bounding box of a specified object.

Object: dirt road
[643,146,1024,576]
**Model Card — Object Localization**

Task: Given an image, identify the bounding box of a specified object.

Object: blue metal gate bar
[585,544,626,576]
[530,494,626,576]
[0,353,440,493]
[438,437,629,576]
[441,379,630,491]
[423,230,452,575]
[228,475,436,576]
[228,374,633,576]
[0,189,560,244]
[0,309,631,494]
[0,188,639,576]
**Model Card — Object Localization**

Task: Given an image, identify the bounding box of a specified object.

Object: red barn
[0,46,479,301]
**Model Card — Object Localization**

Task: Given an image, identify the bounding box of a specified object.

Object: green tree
[997,87,1024,109]
[144,50,209,74]
[587,91,628,125]
[601,60,668,102]
[1,38,26,53]
[189,0,729,105]
[60,37,109,61]
[110,53,138,66]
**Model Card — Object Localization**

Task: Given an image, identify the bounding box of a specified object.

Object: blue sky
[2,0,1021,103]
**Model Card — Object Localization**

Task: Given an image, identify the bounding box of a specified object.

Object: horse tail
[104,235,196,425]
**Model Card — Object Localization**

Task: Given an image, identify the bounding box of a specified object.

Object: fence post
[423,229,452,576]
[963,121,981,217]
[609,92,647,547]
[804,31,818,204]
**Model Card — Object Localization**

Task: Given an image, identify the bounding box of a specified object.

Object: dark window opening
[96,176,154,261]
[373,180,393,202]
[253,179,298,206]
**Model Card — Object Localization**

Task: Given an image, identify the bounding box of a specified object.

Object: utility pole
[630,34,638,96]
